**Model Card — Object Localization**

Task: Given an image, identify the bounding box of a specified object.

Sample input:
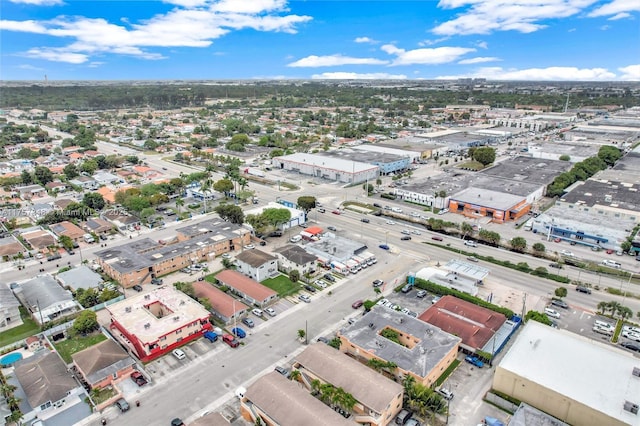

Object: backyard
[0,307,40,348]
[53,332,107,363]
[262,274,301,297]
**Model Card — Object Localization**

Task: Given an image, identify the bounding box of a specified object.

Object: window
[40,401,52,410]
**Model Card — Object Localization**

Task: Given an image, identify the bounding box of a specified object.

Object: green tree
[140,207,156,222]
[63,163,79,179]
[214,204,244,224]
[72,310,99,335]
[20,170,32,185]
[559,154,570,161]
[554,287,568,298]
[297,196,317,213]
[532,242,546,253]
[80,159,98,174]
[597,301,608,315]
[262,208,291,229]
[83,192,105,210]
[510,236,527,252]
[472,147,496,166]
[461,222,474,239]
[58,235,74,250]
[597,145,622,167]
[289,269,300,283]
[33,166,54,185]
[213,178,234,195]
[297,329,306,340]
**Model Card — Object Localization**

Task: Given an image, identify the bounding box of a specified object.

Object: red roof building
[193,280,249,324]
[215,270,278,307]
[418,295,507,352]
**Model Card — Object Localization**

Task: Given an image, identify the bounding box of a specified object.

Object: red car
[222,334,239,348]
[351,300,363,309]
[553,238,561,243]
[130,371,147,387]
[332,210,341,215]
[431,235,443,241]
[606,249,614,254]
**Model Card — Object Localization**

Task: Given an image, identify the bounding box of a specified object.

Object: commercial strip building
[240,371,353,426]
[338,306,461,387]
[94,222,250,288]
[106,286,212,362]
[448,187,530,223]
[293,343,404,426]
[271,152,379,184]
[493,321,640,426]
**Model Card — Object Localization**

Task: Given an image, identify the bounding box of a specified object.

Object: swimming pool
[0,352,23,367]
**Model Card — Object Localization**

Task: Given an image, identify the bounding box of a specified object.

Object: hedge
[412,277,514,318]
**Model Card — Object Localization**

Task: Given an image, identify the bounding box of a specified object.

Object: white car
[411,230,422,235]
[623,326,640,334]
[244,244,255,250]
[437,388,454,400]
[625,332,640,343]
[410,212,420,217]
[172,349,186,360]
[391,207,403,213]
[560,250,574,257]
[464,240,477,247]
[252,308,263,317]
[386,220,396,225]
[401,229,411,235]
[264,307,277,317]
[544,308,561,319]
[438,208,449,215]
[315,280,327,288]
[376,298,389,306]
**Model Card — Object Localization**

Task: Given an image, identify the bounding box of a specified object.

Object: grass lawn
[262,275,301,297]
[54,333,107,363]
[457,160,486,171]
[0,308,40,347]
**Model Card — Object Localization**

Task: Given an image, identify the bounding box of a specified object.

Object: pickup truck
[465,355,484,368]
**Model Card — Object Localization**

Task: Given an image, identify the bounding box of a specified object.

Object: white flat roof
[276,152,378,174]
[498,321,640,425]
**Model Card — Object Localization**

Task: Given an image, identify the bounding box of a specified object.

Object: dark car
[232,327,247,338]
[549,263,563,269]
[241,318,255,328]
[373,203,382,208]
[132,285,143,292]
[66,249,75,255]
[171,418,185,426]
[401,236,411,241]
[222,334,239,348]
[115,398,130,412]
[379,244,390,250]
[372,279,384,287]
[275,366,290,377]
[576,285,592,294]
[621,342,640,352]
[361,218,370,223]
[130,371,147,387]
[431,235,443,241]
[47,254,61,262]
[317,337,329,344]
[352,299,364,309]
[99,234,107,241]
[327,226,337,231]
[551,299,569,309]
[323,273,336,283]
[151,278,163,285]
[304,284,317,293]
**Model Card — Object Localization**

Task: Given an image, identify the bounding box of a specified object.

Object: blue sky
[1,0,639,81]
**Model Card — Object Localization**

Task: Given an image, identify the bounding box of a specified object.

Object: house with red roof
[193,280,249,324]
[215,270,278,308]
[418,295,507,353]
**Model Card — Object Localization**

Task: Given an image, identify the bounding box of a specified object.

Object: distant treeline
[0,82,637,111]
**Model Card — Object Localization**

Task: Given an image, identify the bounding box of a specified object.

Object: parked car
[232,327,247,338]
[115,398,130,412]
[298,294,311,303]
[171,419,185,426]
[222,334,239,348]
[372,279,384,287]
[172,349,186,360]
[431,296,441,304]
[431,235,443,241]
[576,285,592,294]
[264,307,276,317]
[437,388,454,400]
[252,308,263,317]
[151,278,163,285]
[620,342,640,352]
[317,336,329,344]
[544,307,561,319]
[203,331,218,342]
[132,285,143,292]
[241,318,255,328]
[395,409,413,425]
[464,355,484,367]
[274,366,290,377]
[304,284,317,293]
[243,244,255,250]
[323,273,336,282]
[130,371,147,387]
[550,299,569,309]
[416,289,427,298]
[401,284,413,293]
[314,280,327,288]
[405,419,421,426]
[352,300,364,309]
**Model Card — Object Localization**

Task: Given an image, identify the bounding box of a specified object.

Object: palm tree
[289,370,301,383]
[461,222,473,239]
[597,301,608,314]
[201,178,213,213]
[175,198,184,214]
[607,301,622,315]
[617,306,633,320]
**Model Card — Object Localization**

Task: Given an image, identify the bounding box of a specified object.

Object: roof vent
[624,401,639,415]
[368,323,375,329]
[633,367,640,378]
[125,307,131,313]
[144,323,150,329]
[144,295,150,300]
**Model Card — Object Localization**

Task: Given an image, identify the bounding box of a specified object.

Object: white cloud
[458,56,500,64]
[354,36,377,44]
[381,44,475,65]
[9,0,62,5]
[17,64,45,71]
[287,54,388,67]
[418,37,449,46]
[0,1,312,63]
[311,72,407,80]
[476,41,488,49]
[600,24,611,30]
[618,64,640,80]
[608,12,631,19]
[589,0,640,17]
[437,66,616,81]
[25,48,88,64]
[433,0,598,35]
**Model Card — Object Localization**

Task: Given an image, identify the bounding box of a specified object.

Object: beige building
[493,321,640,426]
[338,306,460,387]
[293,343,404,426]
[106,286,212,362]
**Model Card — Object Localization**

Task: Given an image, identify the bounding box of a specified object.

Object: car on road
[222,334,239,348]
[385,220,396,225]
[411,230,421,235]
[438,208,449,215]
[549,263,563,269]
[172,349,186,360]
[132,284,143,292]
[554,237,562,243]
[171,418,185,426]
[372,279,384,287]
[544,307,561,319]
[576,285,592,294]
[379,244,390,250]
[115,398,130,412]
[464,355,484,368]
[130,371,147,386]
[352,300,364,309]
[252,308,263,317]
[323,273,336,282]
[317,208,326,213]
[241,318,255,328]
[431,235,443,241]
[401,236,412,241]
[416,289,427,298]
[232,327,247,338]
[332,210,341,215]
[551,299,568,309]
[304,284,317,293]
[298,294,311,303]
[327,226,337,231]
[466,256,479,262]
[401,229,411,235]
[361,218,370,223]
[560,250,574,257]
[464,240,477,247]
[243,244,255,250]
[264,307,276,317]
[620,342,640,352]
[373,203,382,208]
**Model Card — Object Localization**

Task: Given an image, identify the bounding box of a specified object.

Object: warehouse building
[320,149,410,175]
[271,152,379,184]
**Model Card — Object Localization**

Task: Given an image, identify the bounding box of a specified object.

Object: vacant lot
[262,275,301,297]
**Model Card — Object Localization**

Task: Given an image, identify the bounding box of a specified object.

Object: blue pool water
[0,352,22,367]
